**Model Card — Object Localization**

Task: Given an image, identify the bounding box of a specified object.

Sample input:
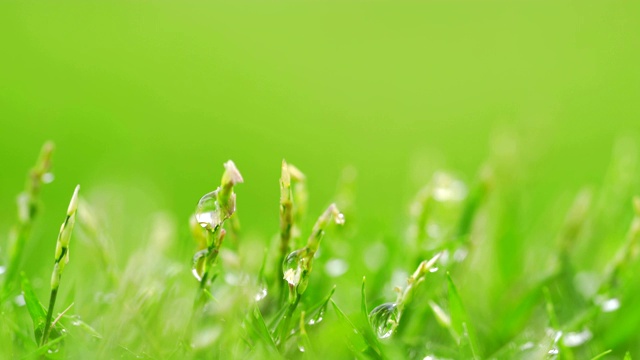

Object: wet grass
[1,141,640,359]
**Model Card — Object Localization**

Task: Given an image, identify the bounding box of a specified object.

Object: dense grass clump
[1,142,640,359]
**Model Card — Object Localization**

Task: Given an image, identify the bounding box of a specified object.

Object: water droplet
[298,344,306,352]
[427,222,442,238]
[324,258,348,278]
[191,249,208,281]
[191,268,201,282]
[0,266,6,275]
[14,294,25,307]
[308,304,327,326]
[195,190,223,229]
[368,302,400,339]
[519,341,534,351]
[548,348,559,356]
[283,250,304,286]
[429,267,439,273]
[600,297,620,312]
[254,285,267,302]
[562,329,592,347]
[453,248,468,262]
[335,212,345,225]
[42,172,55,184]
[574,272,599,298]
[432,172,467,202]
[224,272,248,286]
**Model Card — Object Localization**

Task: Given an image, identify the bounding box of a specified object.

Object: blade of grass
[42,185,80,346]
[20,272,47,342]
[447,272,480,359]
[2,142,54,299]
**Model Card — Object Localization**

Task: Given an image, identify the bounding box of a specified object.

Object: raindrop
[368,302,400,339]
[427,223,442,238]
[562,329,592,347]
[191,268,202,282]
[191,250,208,281]
[453,248,468,263]
[14,294,25,307]
[195,190,223,230]
[255,285,267,302]
[519,341,534,351]
[42,172,55,184]
[225,272,248,286]
[432,172,467,202]
[283,250,304,286]
[324,258,348,278]
[600,298,620,312]
[308,301,329,326]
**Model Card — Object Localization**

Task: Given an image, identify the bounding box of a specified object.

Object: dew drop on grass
[283,250,304,286]
[562,329,592,347]
[42,172,55,184]
[335,212,345,225]
[191,268,202,282]
[14,294,25,307]
[600,298,620,312]
[191,250,207,281]
[324,258,348,277]
[195,190,222,229]
[308,301,329,326]
[519,341,535,351]
[368,302,400,339]
[254,285,267,302]
[453,248,468,262]
[432,172,467,202]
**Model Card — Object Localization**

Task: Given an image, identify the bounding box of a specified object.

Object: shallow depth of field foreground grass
[1,138,640,359]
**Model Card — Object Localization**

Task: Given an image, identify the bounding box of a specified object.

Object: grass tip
[223,160,244,185]
[287,163,305,181]
[67,185,80,215]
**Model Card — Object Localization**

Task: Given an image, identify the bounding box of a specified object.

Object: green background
[1,0,639,301]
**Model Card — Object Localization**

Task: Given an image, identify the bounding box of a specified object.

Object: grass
[1,141,640,359]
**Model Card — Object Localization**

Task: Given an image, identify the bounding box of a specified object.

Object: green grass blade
[330,300,380,359]
[590,349,612,360]
[447,272,480,359]
[361,276,368,319]
[20,272,46,342]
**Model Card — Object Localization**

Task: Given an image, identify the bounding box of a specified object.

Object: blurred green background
[1,0,639,261]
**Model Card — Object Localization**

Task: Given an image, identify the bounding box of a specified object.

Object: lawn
[1,1,639,359]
